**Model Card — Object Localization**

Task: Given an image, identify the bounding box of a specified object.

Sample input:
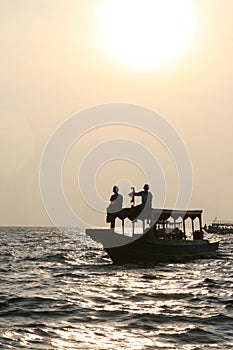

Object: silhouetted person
[129,184,153,225]
[128,186,135,206]
[107,186,123,229]
[134,184,152,208]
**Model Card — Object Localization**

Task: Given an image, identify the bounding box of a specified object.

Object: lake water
[0,227,232,349]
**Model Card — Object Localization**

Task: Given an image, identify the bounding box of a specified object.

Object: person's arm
[110,194,117,202]
[119,195,123,208]
[134,191,143,197]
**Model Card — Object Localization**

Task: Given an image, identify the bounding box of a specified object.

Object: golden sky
[0,0,233,226]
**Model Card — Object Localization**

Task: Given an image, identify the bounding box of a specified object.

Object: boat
[205,219,233,234]
[86,207,219,265]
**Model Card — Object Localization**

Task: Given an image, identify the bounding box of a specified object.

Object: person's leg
[110,218,115,229]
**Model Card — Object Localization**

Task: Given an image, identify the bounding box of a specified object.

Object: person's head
[113,185,119,193]
[143,184,149,191]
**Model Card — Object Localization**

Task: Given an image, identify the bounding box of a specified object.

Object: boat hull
[105,240,219,264]
[86,229,219,265]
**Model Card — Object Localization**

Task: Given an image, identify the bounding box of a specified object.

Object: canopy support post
[183,218,186,234]
[192,219,195,233]
[199,215,202,231]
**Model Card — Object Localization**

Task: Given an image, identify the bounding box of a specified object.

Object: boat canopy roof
[110,207,203,223]
[152,209,202,222]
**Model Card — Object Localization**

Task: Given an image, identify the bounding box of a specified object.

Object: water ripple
[0,227,232,349]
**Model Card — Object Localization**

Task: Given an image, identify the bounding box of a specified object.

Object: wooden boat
[205,219,233,234]
[86,207,219,265]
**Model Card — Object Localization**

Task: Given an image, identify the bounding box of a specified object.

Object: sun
[94,0,199,70]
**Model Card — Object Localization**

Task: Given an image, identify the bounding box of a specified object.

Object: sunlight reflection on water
[0,228,232,349]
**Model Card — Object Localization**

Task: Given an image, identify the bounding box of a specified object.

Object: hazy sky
[1,0,233,226]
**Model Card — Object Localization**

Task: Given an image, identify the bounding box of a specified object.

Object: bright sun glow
[95,0,198,70]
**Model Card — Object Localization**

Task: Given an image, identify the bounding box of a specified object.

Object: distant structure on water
[206,218,233,234]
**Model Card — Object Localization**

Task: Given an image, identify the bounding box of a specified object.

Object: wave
[0,227,233,349]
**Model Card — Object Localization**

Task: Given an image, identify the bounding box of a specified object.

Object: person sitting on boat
[106,186,123,229]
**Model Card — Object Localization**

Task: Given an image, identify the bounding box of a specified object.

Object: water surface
[0,227,232,349]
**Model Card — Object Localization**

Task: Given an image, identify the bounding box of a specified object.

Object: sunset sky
[1,0,233,226]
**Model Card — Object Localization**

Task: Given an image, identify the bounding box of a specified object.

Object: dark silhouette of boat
[205,219,233,234]
[86,207,219,265]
